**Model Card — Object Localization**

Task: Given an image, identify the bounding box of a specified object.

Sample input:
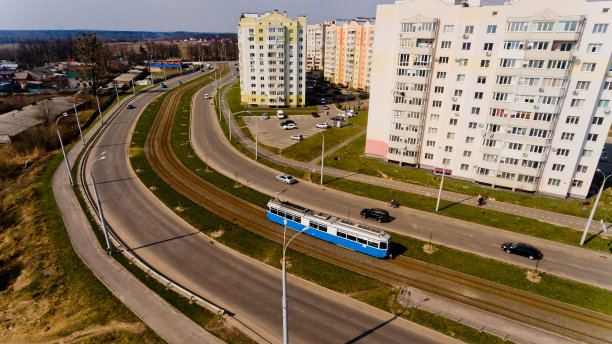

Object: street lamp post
[281,218,305,344]
[132,77,136,96]
[56,113,74,186]
[95,86,104,125]
[435,149,448,212]
[580,169,611,245]
[90,151,113,254]
[72,91,85,146]
[114,81,120,105]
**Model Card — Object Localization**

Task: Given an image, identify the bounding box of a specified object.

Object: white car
[316,123,331,129]
[291,134,303,141]
[276,174,297,184]
[282,123,297,130]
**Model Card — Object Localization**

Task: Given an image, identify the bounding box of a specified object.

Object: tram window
[294,216,301,222]
[379,242,388,250]
[310,222,318,229]
[368,241,379,248]
[270,208,278,215]
[337,232,347,238]
[319,225,327,232]
[277,210,286,218]
[357,238,367,244]
[347,234,357,242]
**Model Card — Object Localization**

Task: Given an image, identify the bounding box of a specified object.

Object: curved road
[192,82,612,292]
[81,69,457,343]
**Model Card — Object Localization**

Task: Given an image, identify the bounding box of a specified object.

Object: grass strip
[129,77,514,343]
[324,131,612,219]
[325,136,612,253]
[214,85,612,316]
[279,126,364,162]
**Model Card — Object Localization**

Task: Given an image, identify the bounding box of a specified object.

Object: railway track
[138,72,612,344]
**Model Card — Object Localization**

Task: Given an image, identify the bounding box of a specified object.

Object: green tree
[70,32,110,93]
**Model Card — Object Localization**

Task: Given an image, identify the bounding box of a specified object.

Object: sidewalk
[229,106,605,234]
[52,86,223,344]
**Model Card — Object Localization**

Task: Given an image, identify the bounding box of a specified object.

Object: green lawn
[152,70,180,79]
[280,126,364,162]
[324,134,612,220]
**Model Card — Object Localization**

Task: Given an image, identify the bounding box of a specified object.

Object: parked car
[291,134,303,141]
[280,120,295,126]
[126,104,135,109]
[501,242,543,260]
[316,123,331,129]
[178,81,183,84]
[277,110,286,119]
[159,83,167,88]
[360,208,390,223]
[276,174,297,184]
[322,105,329,110]
[282,123,297,130]
[321,98,326,104]
[311,111,320,117]
[262,113,270,119]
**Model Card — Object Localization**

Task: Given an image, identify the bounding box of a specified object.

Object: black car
[360,208,390,223]
[501,242,542,260]
[280,120,295,126]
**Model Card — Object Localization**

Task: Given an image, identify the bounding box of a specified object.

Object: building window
[587,133,599,141]
[439,57,449,64]
[582,63,596,72]
[460,164,469,171]
[449,118,458,125]
[459,59,468,66]
[424,153,434,160]
[441,41,451,49]
[582,149,593,157]
[471,107,480,114]
[437,71,446,79]
[558,21,580,32]
[462,42,471,50]
[507,22,528,32]
[575,81,590,90]
[604,81,612,90]
[452,104,460,111]
[593,117,604,125]
[468,122,477,129]
[463,150,472,157]
[428,127,438,134]
[593,23,608,33]
[465,26,474,34]
[484,43,493,51]
[480,59,490,67]
[597,99,610,108]
[454,89,463,97]
[503,41,525,50]
[570,99,585,107]
[566,116,580,124]
[426,140,435,147]
[443,25,454,33]
[434,86,444,93]
[577,165,587,173]
[552,164,565,172]
[532,21,554,32]
[477,76,486,84]
[456,74,465,82]
[474,92,483,99]
[587,43,603,53]
[572,180,584,188]
[430,114,440,121]
[560,132,575,141]
[445,145,453,152]
[548,178,561,186]
[487,25,497,34]
[432,100,442,107]
[556,148,569,156]
[447,132,455,139]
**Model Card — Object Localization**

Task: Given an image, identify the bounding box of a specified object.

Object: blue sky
[2,0,395,32]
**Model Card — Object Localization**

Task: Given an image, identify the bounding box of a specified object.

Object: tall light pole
[90,151,112,254]
[56,113,74,186]
[435,148,448,212]
[252,112,258,160]
[282,218,305,344]
[72,91,85,146]
[580,169,611,245]
[320,135,324,185]
[95,86,104,125]
[132,76,136,96]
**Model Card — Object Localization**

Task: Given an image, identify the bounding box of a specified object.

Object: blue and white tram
[266,199,391,258]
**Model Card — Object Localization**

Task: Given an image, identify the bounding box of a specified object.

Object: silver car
[275,174,297,184]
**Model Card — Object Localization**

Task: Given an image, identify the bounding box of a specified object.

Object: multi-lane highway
[194,82,612,293]
[79,68,459,343]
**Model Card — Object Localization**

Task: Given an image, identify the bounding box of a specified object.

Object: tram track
[139,72,612,343]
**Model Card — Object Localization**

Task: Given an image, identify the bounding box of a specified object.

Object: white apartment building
[306,22,329,72]
[366,0,612,199]
[237,10,306,107]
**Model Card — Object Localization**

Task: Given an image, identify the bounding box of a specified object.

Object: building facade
[306,22,330,72]
[238,10,307,107]
[366,0,612,198]
[324,18,375,91]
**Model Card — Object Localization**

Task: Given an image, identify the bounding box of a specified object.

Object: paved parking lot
[242,105,342,148]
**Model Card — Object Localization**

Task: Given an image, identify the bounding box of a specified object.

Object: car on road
[262,113,270,119]
[360,208,390,223]
[281,123,297,130]
[204,94,210,99]
[311,111,320,117]
[322,105,329,110]
[501,242,543,260]
[126,104,135,109]
[276,174,297,184]
[178,81,183,84]
[291,134,303,141]
[280,120,295,126]
[316,123,331,129]
[159,83,167,88]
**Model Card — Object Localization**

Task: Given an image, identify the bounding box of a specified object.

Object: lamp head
[597,168,603,173]
[61,112,68,118]
[75,90,82,95]
[101,150,107,155]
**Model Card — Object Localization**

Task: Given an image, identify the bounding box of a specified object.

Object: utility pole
[320,135,324,185]
[581,170,611,245]
[435,150,447,212]
[90,151,112,254]
[72,91,85,146]
[114,81,120,105]
[56,113,74,186]
[95,86,104,124]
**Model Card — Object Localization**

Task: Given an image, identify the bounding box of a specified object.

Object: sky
[1,0,396,33]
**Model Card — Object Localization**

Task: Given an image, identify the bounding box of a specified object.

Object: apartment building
[306,22,330,72]
[366,0,612,198]
[324,18,375,91]
[237,10,306,107]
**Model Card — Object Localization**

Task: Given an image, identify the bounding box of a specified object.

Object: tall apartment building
[366,0,612,198]
[306,22,329,72]
[324,18,375,91]
[237,10,306,107]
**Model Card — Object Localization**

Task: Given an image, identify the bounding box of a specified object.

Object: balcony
[524,49,573,61]
[399,31,436,40]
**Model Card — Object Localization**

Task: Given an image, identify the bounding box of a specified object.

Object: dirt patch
[210,230,224,238]
[526,270,542,283]
[423,244,438,254]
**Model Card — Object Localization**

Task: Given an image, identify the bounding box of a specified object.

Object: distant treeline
[0,30,236,44]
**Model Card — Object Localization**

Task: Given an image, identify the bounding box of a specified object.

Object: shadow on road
[344,312,403,344]
[437,195,477,212]
[130,229,204,251]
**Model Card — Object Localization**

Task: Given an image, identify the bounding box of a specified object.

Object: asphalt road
[82,69,457,344]
[193,78,612,292]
